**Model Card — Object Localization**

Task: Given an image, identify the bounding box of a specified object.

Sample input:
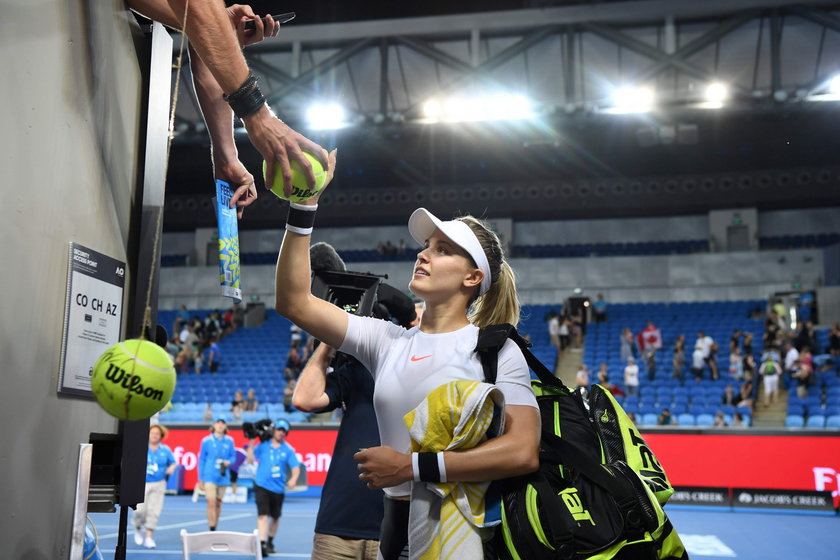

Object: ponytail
[469,261,520,328]
[457,216,521,328]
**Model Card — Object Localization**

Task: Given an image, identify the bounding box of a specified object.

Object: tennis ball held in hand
[91,339,176,421]
[264,152,327,202]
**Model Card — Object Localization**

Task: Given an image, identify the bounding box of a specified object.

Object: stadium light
[703,82,729,108]
[829,75,840,95]
[306,103,347,130]
[607,86,655,114]
[421,94,535,123]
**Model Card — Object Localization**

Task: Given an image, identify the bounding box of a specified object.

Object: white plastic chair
[181,529,262,559]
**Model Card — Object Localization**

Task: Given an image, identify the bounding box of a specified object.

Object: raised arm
[291,343,335,412]
[274,151,347,348]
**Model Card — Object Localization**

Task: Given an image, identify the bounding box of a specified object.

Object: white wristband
[437,452,447,483]
[412,452,421,482]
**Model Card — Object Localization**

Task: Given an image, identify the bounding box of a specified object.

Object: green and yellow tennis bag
[476,324,688,560]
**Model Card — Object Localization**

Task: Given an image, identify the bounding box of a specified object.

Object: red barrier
[165,426,840,507]
[165,428,337,489]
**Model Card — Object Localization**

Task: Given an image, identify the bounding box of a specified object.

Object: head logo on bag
[476,324,689,560]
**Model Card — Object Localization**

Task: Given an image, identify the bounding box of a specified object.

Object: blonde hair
[457,216,520,328]
[149,424,168,438]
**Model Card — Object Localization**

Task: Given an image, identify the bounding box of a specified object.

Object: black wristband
[223,74,266,119]
[417,452,440,483]
[285,202,317,235]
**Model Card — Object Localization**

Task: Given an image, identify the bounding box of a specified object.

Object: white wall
[0,2,146,557]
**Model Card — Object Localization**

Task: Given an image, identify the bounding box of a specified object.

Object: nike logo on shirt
[410,354,432,362]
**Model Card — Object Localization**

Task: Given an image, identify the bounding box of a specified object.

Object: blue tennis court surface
[89,496,839,559]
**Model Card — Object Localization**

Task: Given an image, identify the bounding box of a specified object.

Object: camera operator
[246,419,301,557]
[197,417,236,531]
[292,242,418,559]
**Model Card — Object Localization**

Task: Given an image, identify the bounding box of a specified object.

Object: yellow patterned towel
[403,380,505,560]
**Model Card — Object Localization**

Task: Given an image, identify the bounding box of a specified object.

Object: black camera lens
[219,464,227,477]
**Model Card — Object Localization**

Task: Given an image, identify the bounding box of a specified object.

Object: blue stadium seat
[641,413,659,426]
[695,414,714,427]
[785,415,805,428]
[806,415,826,428]
[826,415,840,428]
[677,413,695,426]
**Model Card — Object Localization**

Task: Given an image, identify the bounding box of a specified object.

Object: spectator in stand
[758,354,781,407]
[737,374,755,410]
[799,347,814,375]
[180,323,198,350]
[283,380,296,413]
[695,331,714,376]
[791,360,815,399]
[795,320,819,354]
[624,357,640,397]
[173,304,190,337]
[205,310,221,341]
[657,408,675,426]
[576,364,590,390]
[290,323,303,349]
[783,340,799,382]
[672,335,685,381]
[729,329,742,352]
[626,412,638,425]
[597,363,624,397]
[244,388,259,412]
[712,411,728,427]
[231,390,245,412]
[742,332,754,359]
[547,312,560,352]
[728,346,743,380]
[742,351,756,382]
[222,307,235,336]
[559,316,571,352]
[231,402,243,421]
[571,307,584,348]
[233,304,245,329]
[690,344,706,381]
[193,342,205,374]
[620,327,636,363]
[285,348,302,381]
[206,336,221,374]
[829,322,840,357]
[644,347,657,381]
[730,412,746,428]
[203,403,214,422]
[708,342,720,381]
[721,385,737,407]
[592,293,608,322]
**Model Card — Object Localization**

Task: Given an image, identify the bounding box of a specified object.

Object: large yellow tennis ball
[91,339,176,421]
[263,152,327,202]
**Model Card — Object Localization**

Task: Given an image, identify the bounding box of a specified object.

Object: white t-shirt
[340,314,537,497]
[624,364,639,387]
[784,347,799,370]
[692,348,706,369]
[548,317,560,337]
[696,336,714,358]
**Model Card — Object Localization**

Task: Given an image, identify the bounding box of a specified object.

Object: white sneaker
[143,536,156,549]
[133,529,144,546]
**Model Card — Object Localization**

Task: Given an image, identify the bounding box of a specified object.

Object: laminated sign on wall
[58,242,126,396]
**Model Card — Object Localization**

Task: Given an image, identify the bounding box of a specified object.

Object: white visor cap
[408,208,492,296]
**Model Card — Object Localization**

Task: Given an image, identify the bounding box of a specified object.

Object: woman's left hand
[353,446,412,490]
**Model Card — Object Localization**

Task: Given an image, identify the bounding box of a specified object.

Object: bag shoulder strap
[475,323,565,388]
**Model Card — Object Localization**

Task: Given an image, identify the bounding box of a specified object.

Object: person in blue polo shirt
[246,419,301,557]
[198,417,236,531]
[133,424,177,549]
